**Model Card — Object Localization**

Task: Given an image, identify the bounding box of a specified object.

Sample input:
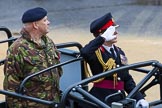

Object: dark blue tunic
[80,36,144,105]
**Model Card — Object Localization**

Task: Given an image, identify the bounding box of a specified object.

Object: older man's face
[36,16,50,35]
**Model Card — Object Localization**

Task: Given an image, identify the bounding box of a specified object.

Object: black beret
[22,7,47,23]
[90,12,115,33]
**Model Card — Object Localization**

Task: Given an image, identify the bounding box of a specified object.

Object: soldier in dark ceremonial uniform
[80,13,149,108]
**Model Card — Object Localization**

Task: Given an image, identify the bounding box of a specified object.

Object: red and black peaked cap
[90,12,118,34]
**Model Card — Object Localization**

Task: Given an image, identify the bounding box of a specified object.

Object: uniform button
[117,65,120,67]
[118,90,121,93]
[117,77,121,81]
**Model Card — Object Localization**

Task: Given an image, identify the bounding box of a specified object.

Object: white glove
[136,99,149,108]
[100,26,116,41]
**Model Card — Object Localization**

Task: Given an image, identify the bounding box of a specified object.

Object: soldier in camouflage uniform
[3,7,63,108]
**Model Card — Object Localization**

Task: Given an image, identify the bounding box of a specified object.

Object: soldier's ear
[33,22,39,29]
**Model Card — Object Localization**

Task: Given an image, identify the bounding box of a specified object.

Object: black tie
[110,48,116,59]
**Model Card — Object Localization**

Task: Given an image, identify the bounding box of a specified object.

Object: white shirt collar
[102,44,114,53]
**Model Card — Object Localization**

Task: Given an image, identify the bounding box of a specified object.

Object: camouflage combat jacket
[3,30,63,108]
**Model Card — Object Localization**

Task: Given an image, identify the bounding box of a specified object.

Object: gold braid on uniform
[94,48,117,88]
[84,61,93,78]
[83,48,117,87]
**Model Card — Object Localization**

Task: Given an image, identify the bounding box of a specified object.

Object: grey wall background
[0,0,162,37]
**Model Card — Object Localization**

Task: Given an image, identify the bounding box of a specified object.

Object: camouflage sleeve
[3,47,24,92]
